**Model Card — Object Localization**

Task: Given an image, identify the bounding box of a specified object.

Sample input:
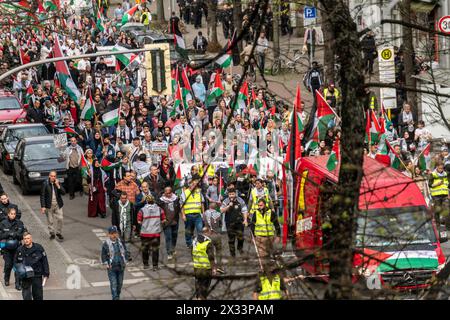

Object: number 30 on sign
[438,16,450,34]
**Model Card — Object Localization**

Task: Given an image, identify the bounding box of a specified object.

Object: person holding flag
[87,159,108,218]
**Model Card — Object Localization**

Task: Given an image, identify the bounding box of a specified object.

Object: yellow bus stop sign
[381,48,392,60]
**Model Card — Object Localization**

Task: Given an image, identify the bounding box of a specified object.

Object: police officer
[0,207,25,289]
[220,188,248,257]
[14,232,50,300]
[181,175,205,249]
[192,227,216,300]
[429,163,449,226]
[0,192,22,221]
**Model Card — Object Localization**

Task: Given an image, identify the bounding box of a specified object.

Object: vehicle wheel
[21,177,29,195]
[271,60,281,76]
[12,171,19,185]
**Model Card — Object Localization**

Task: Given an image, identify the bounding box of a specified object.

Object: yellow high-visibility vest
[258,275,282,300]
[254,209,275,237]
[193,239,211,269]
[184,188,202,214]
[431,172,449,197]
[250,187,270,214]
[141,12,150,26]
[207,164,215,178]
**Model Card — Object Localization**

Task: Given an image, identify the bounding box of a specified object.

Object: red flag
[294,84,302,113]
[19,49,31,65]
[282,164,289,248]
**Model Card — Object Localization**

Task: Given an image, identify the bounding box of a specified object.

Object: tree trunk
[321,2,335,84]
[232,0,243,51]
[272,1,280,60]
[207,0,221,52]
[319,0,366,300]
[157,0,166,23]
[400,0,418,119]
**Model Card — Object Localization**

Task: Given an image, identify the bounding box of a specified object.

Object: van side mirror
[439,225,448,243]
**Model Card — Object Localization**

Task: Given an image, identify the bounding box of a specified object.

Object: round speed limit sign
[438,16,450,34]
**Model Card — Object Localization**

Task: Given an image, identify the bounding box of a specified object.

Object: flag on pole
[417,143,431,171]
[308,90,335,148]
[101,158,121,170]
[19,49,31,65]
[365,109,382,145]
[386,140,401,170]
[112,44,140,68]
[174,165,182,191]
[43,0,57,11]
[52,35,81,103]
[326,138,340,171]
[80,154,89,177]
[180,66,193,105]
[173,82,184,113]
[215,40,233,68]
[121,4,139,25]
[294,84,302,113]
[96,8,105,31]
[80,91,96,120]
[102,108,119,126]
[173,32,188,59]
[63,127,78,136]
[207,72,224,103]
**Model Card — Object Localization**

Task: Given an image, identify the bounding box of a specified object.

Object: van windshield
[355,207,436,248]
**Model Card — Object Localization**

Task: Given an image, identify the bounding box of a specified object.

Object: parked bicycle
[271,50,309,76]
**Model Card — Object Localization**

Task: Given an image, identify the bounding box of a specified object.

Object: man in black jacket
[40,171,65,241]
[14,232,49,300]
[0,207,25,289]
[0,193,22,221]
[361,30,377,75]
[26,100,45,124]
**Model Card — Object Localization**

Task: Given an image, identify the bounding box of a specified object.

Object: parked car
[0,124,49,174]
[0,90,27,134]
[12,135,67,195]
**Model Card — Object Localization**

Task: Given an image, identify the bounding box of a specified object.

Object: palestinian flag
[216,40,232,68]
[386,140,401,170]
[80,154,89,177]
[326,138,340,171]
[101,158,121,171]
[173,31,188,60]
[219,172,225,198]
[365,109,382,145]
[64,127,78,136]
[96,9,105,32]
[374,134,391,167]
[247,148,260,175]
[172,82,183,115]
[309,90,335,143]
[24,84,34,107]
[112,44,140,68]
[121,4,139,25]
[52,35,81,103]
[171,68,177,93]
[232,81,249,111]
[179,66,193,105]
[102,108,119,126]
[418,143,431,171]
[43,0,57,11]
[174,165,182,191]
[379,103,390,134]
[207,72,224,103]
[81,92,96,120]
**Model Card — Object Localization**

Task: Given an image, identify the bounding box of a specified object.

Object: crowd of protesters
[0,0,448,300]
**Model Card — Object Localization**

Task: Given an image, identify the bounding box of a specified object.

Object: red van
[295,155,446,290]
[0,90,27,133]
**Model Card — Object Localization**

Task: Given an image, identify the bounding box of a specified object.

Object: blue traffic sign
[304,6,316,19]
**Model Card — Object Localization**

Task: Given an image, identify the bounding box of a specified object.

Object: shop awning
[411,0,437,13]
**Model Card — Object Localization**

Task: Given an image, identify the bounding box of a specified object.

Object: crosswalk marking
[131,272,145,277]
[91,277,150,287]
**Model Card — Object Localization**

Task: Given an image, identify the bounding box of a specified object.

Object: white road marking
[131,272,145,277]
[1,171,90,288]
[0,281,10,299]
[91,277,150,287]
[92,229,105,233]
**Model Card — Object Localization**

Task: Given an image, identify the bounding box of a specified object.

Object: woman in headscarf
[192,75,206,103]
[81,149,95,195]
[87,159,107,218]
[89,131,103,152]
[159,156,176,188]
